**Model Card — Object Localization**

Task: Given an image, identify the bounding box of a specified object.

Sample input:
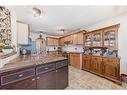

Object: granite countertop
[0,55,67,73]
[0,51,17,59]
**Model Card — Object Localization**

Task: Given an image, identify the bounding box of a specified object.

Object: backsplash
[62,45,83,53]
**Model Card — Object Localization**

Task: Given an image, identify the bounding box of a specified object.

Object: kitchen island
[0,55,68,89]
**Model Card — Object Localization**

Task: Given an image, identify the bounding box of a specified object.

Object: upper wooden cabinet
[92,30,103,47]
[59,32,84,46]
[83,24,119,50]
[103,26,118,50]
[84,33,92,47]
[17,21,29,44]
[47,37,59,46]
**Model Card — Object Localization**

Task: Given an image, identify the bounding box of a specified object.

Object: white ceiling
[8,6,127,36]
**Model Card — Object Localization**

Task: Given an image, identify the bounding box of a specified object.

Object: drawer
[56,60,68,69]
[36,64,55,75]
[1,68,35,86]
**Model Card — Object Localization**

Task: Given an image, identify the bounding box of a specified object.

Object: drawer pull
[56,70,58,72]
[37,77,40,79]
[45,67,49,70]
[32,78,35,81]
[19,74,23,77]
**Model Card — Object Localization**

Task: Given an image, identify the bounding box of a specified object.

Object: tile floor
[66,66,127,90]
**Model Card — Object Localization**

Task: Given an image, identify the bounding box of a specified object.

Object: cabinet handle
[56,70,58,72]
[19,74,23,77]
[37,77,40,79]
[45,67,49,70]
[32,78,35,81]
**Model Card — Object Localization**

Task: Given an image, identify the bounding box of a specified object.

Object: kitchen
[0,6,127,90]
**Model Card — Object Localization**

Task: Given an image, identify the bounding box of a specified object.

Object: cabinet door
[56,66,68,89]
[92,31,102,47]
[36,70,56,89]
[91,57,103,74]
[73,34,78,44]
[82,55,91,71]
[47,37,53,46]
[103,26,118,50]
[53,39,59,46]
[84,33,92,47]
[70,54,80,69]
[103,58,120,80]
[77,33,83,44]
[1,76,36,89]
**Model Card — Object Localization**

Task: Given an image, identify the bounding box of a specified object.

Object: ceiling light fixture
[59,29,65,34]
[32,7,41,17]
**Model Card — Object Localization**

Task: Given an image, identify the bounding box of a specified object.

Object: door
[70,53,80,69]
[82,55,91,71]
[91,56,103,74]
[77,33,83,44]
[103,26,119,50]
[56,66,68,89]
[36,70,56,89]
[84,33,92,47]
[1,76,36,89]
[103,58,120,80]
[92,30,102,47]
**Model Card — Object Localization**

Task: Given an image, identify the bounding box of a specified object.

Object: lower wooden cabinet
[103,57,120,80]
[56,66,68,89]
[91,56,103,74]
[70,53,80,69]
[82,54,120,84]
[1,76,36,89]
[82,55,91,71]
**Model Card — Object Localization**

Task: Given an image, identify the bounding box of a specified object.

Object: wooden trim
[16,20,27,24]
[60,30,87,39]
[83,24,120,34]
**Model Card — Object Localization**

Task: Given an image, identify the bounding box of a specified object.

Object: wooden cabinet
[17,21,29,44]
[91,56,103,74]
[103,57,120,80]
[92,30,103,47]
[59,37,65,46]
[82,55,91,71]
[59,32,84,45]
[70,53,80,69]
[84,33,92,47]
[72,33,84,45]
[103,26,118,50]
[48,51,63,57]
[47,37,59,46]
[83,24,119,50]
[82,54,121,84]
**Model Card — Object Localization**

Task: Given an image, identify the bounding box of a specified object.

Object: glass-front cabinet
[92,31,102,47]
[84,33,92,47]
[103,26,118,49]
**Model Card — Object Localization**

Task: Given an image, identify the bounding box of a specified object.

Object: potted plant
[2,45,13,54]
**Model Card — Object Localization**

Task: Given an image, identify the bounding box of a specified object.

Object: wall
[85,13,127,74]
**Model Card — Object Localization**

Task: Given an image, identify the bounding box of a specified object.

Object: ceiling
[8,6,127,36]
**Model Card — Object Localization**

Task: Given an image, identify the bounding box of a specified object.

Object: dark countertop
[0,55,67,73]
[0,51,17,59]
